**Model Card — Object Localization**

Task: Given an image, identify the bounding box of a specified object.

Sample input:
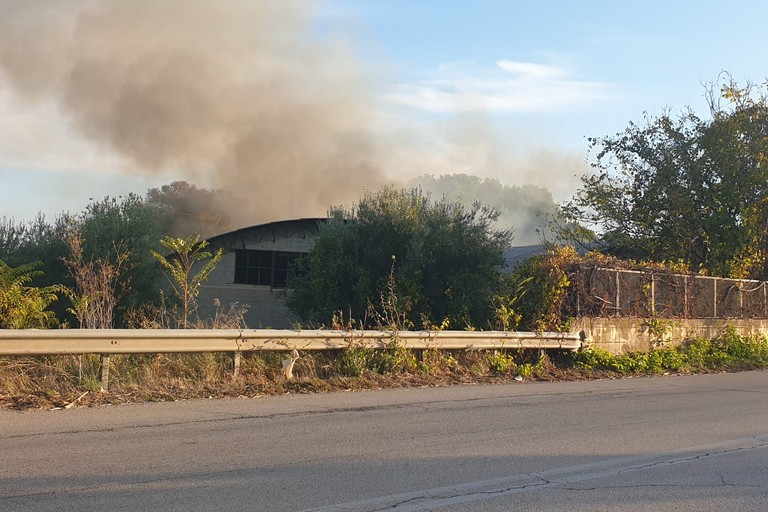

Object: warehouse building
[198,218,322,328]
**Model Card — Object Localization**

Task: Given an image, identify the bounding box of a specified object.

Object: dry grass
[12,332,763,411]
[6,315,766,411]
[0,349,587,410]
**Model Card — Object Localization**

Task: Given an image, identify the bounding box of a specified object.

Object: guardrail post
[233,351,241,377]
[100,354,110,392]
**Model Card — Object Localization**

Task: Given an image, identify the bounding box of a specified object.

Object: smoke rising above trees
[407,174,558,245]
[0,1,386,226]
[0,0,577,232]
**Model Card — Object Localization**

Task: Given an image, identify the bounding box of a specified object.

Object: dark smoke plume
[0,0,386,227]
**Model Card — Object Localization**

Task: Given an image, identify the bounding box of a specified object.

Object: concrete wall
[576,317,768,354]
[198,263,299,329]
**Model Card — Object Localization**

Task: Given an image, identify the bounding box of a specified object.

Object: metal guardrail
[0,328,582,355]
[0,329,582,391]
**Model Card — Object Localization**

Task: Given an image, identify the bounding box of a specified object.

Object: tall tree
[1,183,240,326]
[561,78,768,278]
[77,195,166,312]
[287,187,513,328]
[0,214,71,288]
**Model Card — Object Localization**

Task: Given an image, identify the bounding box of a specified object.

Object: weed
[491,277,530,331]
[487,351,516,374]
[370,341,418,374]
[517,363,535,378]
[418,348,458,375]
[642,317,678,346]
[572,347,616,371]
[332,346,371,377]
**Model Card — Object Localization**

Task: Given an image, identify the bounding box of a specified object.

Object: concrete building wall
[198,282,297,329]
[197,219,321,328]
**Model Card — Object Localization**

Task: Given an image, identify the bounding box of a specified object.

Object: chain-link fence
[569,267,768,319]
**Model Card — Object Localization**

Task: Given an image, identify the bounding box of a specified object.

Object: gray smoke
[0,1,587,237]
[0,0,386,226]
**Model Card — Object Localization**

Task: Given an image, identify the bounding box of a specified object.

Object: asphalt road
[2,371,767,511]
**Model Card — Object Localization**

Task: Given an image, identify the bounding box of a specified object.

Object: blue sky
[1,0,767,222]
[335,0,765,143]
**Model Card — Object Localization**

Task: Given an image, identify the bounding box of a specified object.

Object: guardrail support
[100,354,111,392]
[233,351,242,377]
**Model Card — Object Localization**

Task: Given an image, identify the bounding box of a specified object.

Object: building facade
[198,218,322,328]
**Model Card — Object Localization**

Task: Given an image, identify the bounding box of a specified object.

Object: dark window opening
[234,249,303,288]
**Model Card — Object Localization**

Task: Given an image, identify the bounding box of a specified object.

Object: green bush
[370,342,418,374]
[287,187,512,329]
[487,351,516,374]
[573,347,616,371]
[574,329,768,375]
[0,259,61,328]
[332,347,371,377]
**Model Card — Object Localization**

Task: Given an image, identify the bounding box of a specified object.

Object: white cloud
[496,60,564,79]
[388,60,616,113]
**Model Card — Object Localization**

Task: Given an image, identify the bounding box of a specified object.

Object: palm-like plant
[151,234,222,328]
[0,259,61,328]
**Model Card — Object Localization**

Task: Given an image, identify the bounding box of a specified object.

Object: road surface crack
[370,475,551,511]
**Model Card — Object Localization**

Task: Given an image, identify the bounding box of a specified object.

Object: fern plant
[0,259,61,328]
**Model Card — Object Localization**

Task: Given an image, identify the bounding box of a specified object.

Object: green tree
[1,196,166,324]
[151,234,223,328]
[561,78,768,278]
[1,183,238,326]
[0,259,61,328]
[78,195,166,311]
[0,214,71,289]
[287,187,513,328]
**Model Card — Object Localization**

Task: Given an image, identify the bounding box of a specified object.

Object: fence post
[615,270,621,316]
[575,268,580,317]
[713,278,718,318]
[740,281,744,317]
[684,275,689,317]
